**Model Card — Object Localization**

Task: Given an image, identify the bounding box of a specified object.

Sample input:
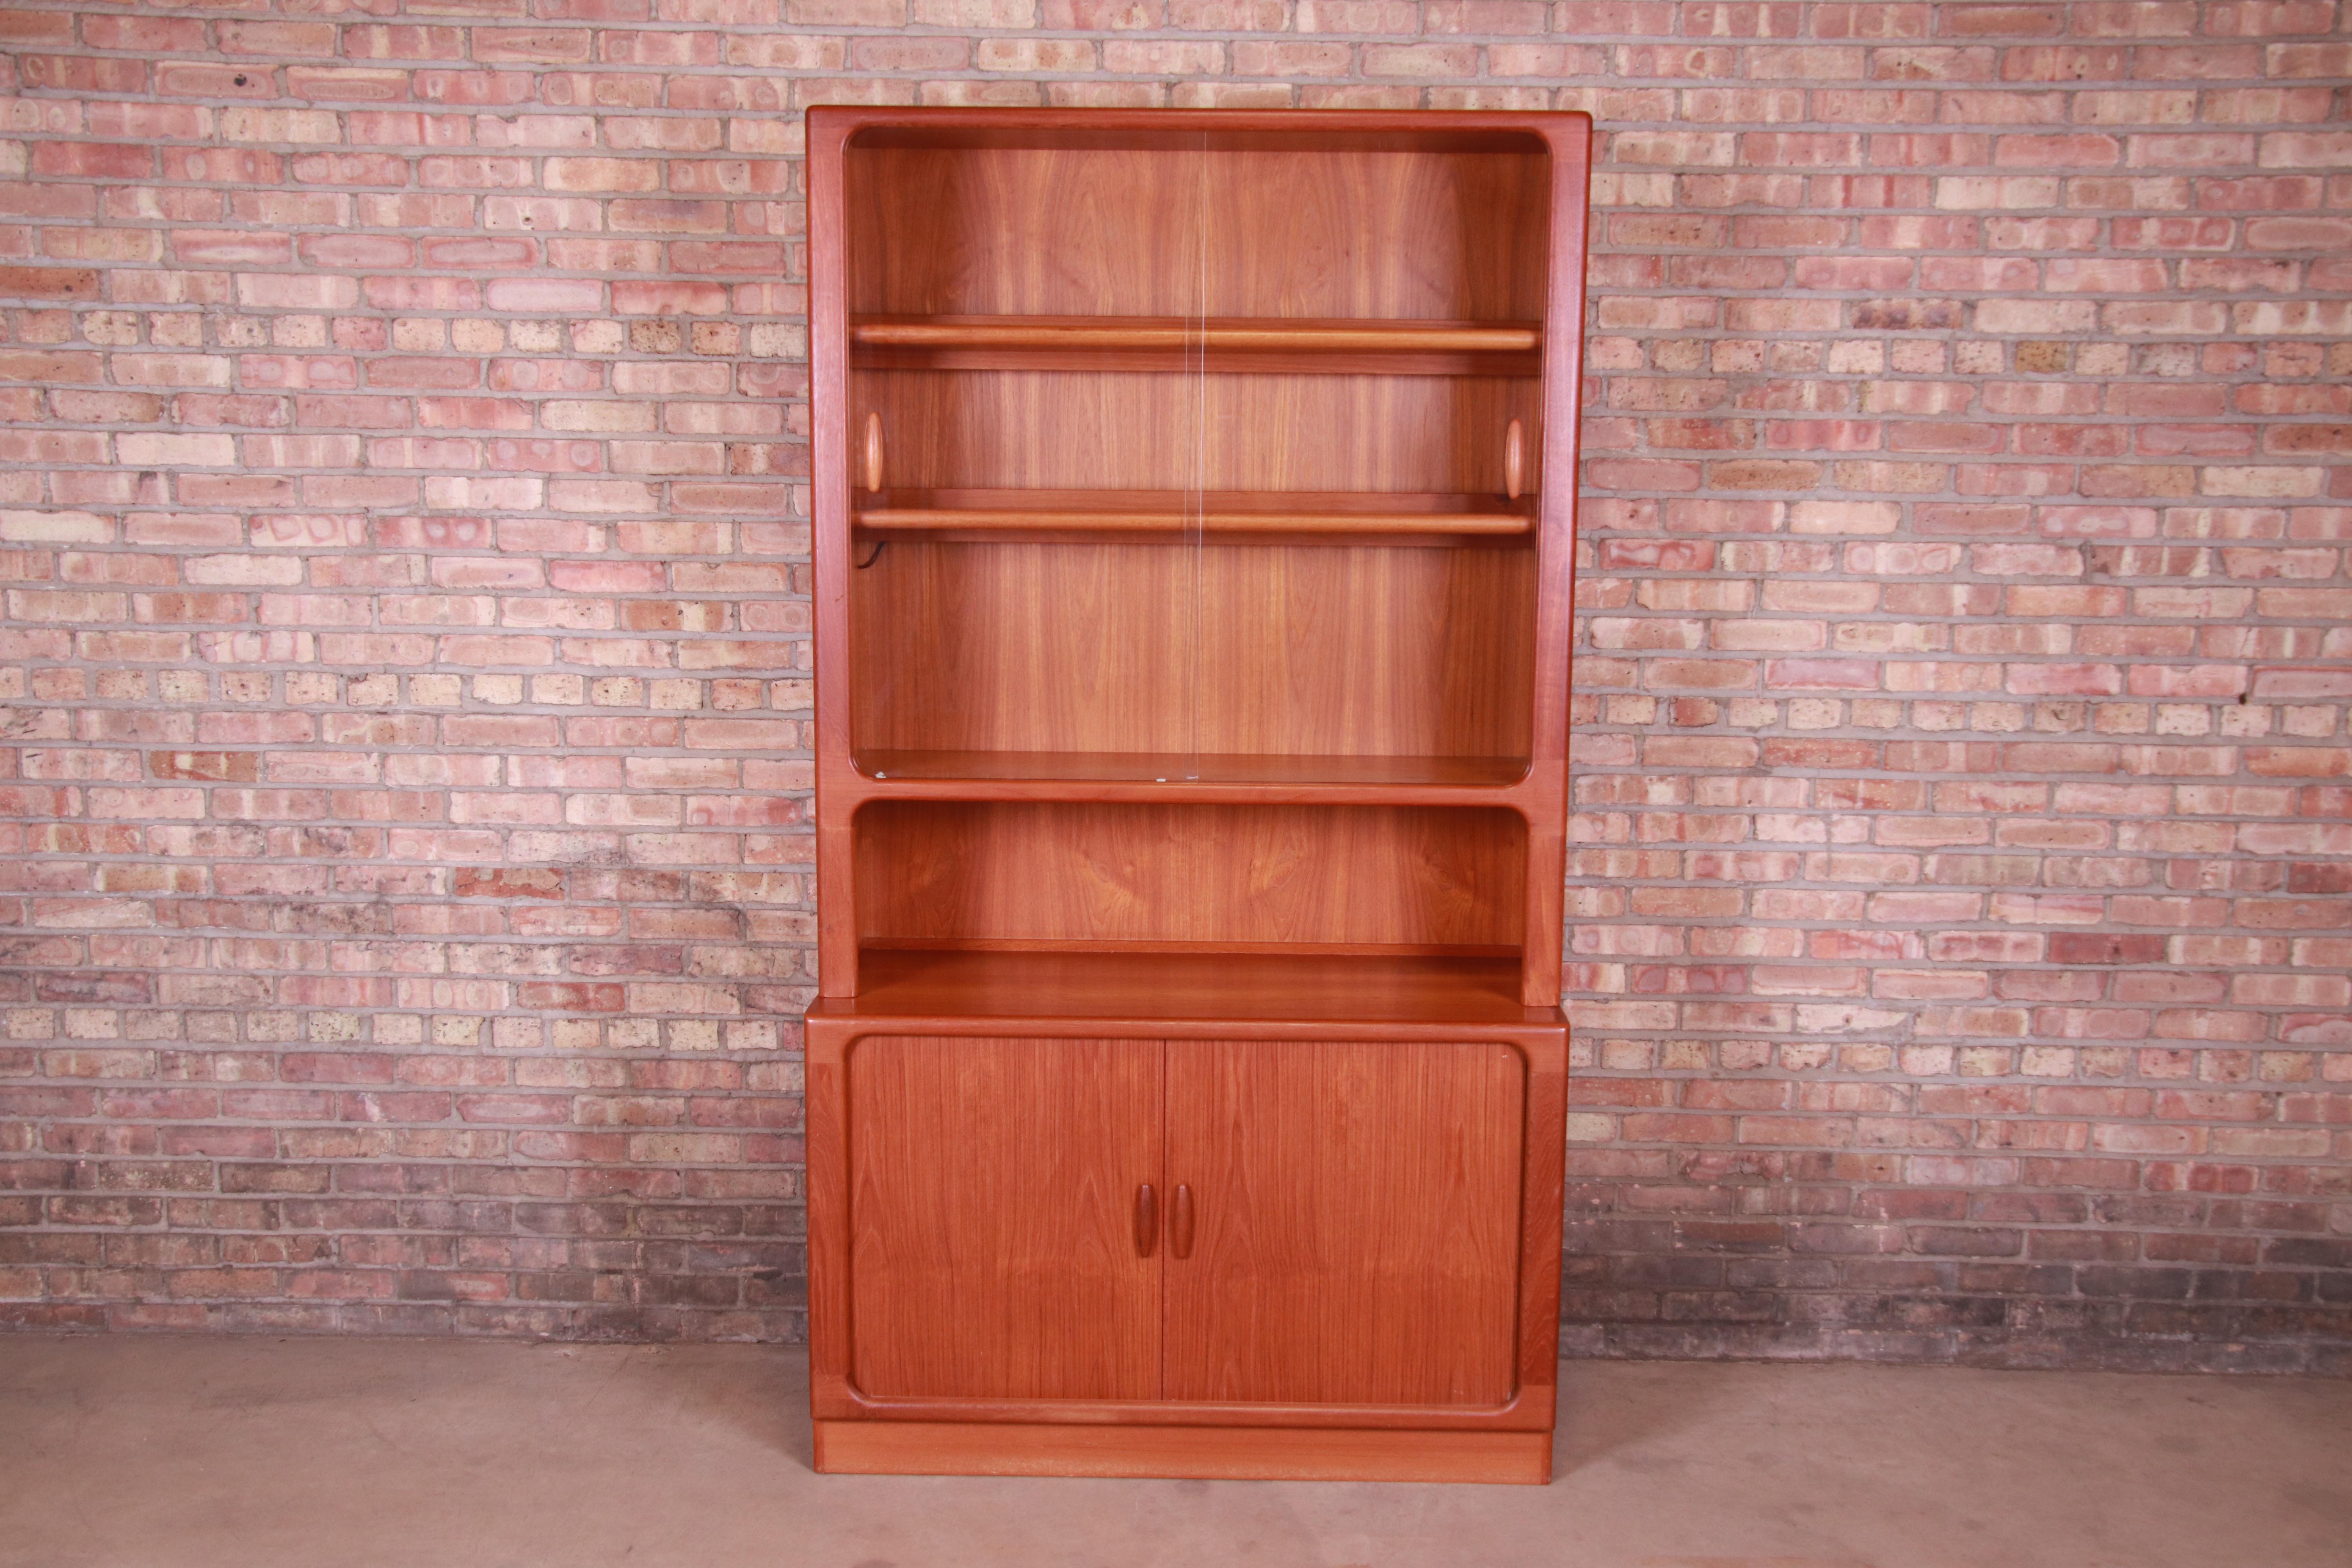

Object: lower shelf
[813,1419,1553,1485]
[854,749,1530,789]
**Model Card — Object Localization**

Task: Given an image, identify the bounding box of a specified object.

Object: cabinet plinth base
[813,1419,1552,1485]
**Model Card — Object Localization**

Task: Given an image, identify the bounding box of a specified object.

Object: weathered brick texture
[0,0,2347,1366]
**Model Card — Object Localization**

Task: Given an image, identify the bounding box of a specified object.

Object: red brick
[0,0,2337,1361]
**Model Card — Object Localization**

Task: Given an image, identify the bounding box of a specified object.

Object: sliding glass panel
[841,129,1208,784]
[1185,138,1552,784]
[838,125,1553,789]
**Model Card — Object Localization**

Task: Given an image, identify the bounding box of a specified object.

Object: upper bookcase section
[808,109,1591,801]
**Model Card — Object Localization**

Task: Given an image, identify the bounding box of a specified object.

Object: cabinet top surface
[809,949,1568,1031]
[808,104,1595,152]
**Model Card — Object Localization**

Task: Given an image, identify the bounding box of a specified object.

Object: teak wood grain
[844,145,1548,321]
[853,487,1535,543]
[852,750,1529,788]
[845,1035,1162,1401]
[805,1016,1569,1432]
[849,543,1534,762]
[1163,1039,1524,1408]
[854,370,1540,493]
[851,316,1541,353]
[813,1420,1553,1485]
[806,105,1588,1482]
[853,801,1525,953]
[849,316,1543,381]
[816,949,1553,1028]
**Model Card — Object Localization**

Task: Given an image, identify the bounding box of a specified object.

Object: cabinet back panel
[857,370,1539,494]
[855,802,1526,951]
[1199,373,1541,495]
[857,369,1193,492]
[1200,149,1549,322]
[849,540,1194,757]
[848,146,1206,319]
[1194,541,1532,760]
[848,543,1533,760]
[846,147,1548,321]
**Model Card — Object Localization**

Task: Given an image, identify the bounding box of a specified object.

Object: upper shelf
[849,315,1543,376]
[850,750,1532,799]
[854,316,1541,353]
[853,488,1533,547]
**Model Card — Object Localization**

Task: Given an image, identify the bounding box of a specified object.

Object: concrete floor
[0,1339,2346,1568]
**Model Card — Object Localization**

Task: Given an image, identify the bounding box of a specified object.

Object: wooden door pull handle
[1134,1182,1158,1258]
[1504,418,1524,502]
[864,411,883,494]
[1170,1182,1194,1260]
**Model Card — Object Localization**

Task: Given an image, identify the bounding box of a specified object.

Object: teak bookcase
[803,106,1591,1486]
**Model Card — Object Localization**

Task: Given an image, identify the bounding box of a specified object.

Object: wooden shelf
[853,750,1530,793]
[854,315,1540,353]
[820,947,1552,1027]
[853,489,1533,546]
[851,315,1543,376]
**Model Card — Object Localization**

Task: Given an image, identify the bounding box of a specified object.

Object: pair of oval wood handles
[1134,1181,1192,1259]
[863,412,1526,500]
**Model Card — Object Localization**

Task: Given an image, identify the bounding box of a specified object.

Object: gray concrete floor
[0,1338,2346,1568]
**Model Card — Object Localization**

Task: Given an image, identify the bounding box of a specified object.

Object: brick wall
[0,0,2347,1367]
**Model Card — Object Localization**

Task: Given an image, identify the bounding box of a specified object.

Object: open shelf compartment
[852,798,1526,945]
[844,795,1535,1010]
[848,540,1536,778]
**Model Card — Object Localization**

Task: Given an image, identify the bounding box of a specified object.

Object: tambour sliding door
[1162,1039,1526,1409]
[845,1035,1163,1402]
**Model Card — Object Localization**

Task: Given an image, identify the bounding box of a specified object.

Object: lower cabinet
[842,1034,1525,1411]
